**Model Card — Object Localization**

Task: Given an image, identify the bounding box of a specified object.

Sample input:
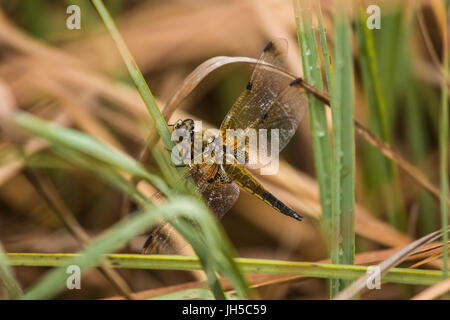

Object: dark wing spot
[261,112,268,120]
[143,234,153,249]
[246,81,253,91]
[263,40,273,52]
[289,77,303,86]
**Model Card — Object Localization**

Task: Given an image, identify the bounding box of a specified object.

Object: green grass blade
[330,3,355,297]
[406,85,439,233]
[50,147,151,205]
[20,200,171,299]
[90,0,174,150]
[374,11,403,120]
[7,253,449,287]
[16,112,169,195]
[293,0,333,237]
[355,8,389,140]
[314,0,335,296]
[19,197,249,299]
[315,0,333,97]
[0,243,22,299]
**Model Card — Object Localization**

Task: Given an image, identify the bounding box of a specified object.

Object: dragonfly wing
[248,81,307,152]
[220,38,289,131]
[142,224,177,254]
[220,39,307,156]
[190,164,240,219]
[247,38,289,93]
[143,164,239,253]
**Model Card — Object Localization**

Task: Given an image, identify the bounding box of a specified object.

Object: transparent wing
[220,38,290,132]
[150,163,240,218]
[189,164,240,219]
[245,82,307,158]
[142,224,177,254]
[220,39,307,163]
[143,163,239,253]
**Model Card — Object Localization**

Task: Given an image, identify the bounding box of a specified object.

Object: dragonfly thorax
[172,118,245,165]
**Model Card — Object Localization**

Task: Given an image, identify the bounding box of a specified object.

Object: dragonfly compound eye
[174,119,183,129]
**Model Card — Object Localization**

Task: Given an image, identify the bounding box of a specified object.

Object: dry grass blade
[353,121,450,207]
[334,226,450,300]
[410,252,444,269]
[411,278,450,300]
[168,111,410,247]
[0,113,70,187]
[260,161,411,247]
[137,56,263,163]
[163,56,258,119]
[417,2,449,87]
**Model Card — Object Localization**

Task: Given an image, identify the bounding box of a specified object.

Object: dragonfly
[144,38,313,253]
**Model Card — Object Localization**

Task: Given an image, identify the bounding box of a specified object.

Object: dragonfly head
[173,119,195,132]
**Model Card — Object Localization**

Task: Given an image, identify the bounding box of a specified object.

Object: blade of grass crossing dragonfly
[89,0,195,202]
[22,198,250,299]
[90,0,174,150]
[16,114,249,299]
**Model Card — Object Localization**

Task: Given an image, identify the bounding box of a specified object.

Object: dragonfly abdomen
[260,191,303,221]
[222,163,303,222]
